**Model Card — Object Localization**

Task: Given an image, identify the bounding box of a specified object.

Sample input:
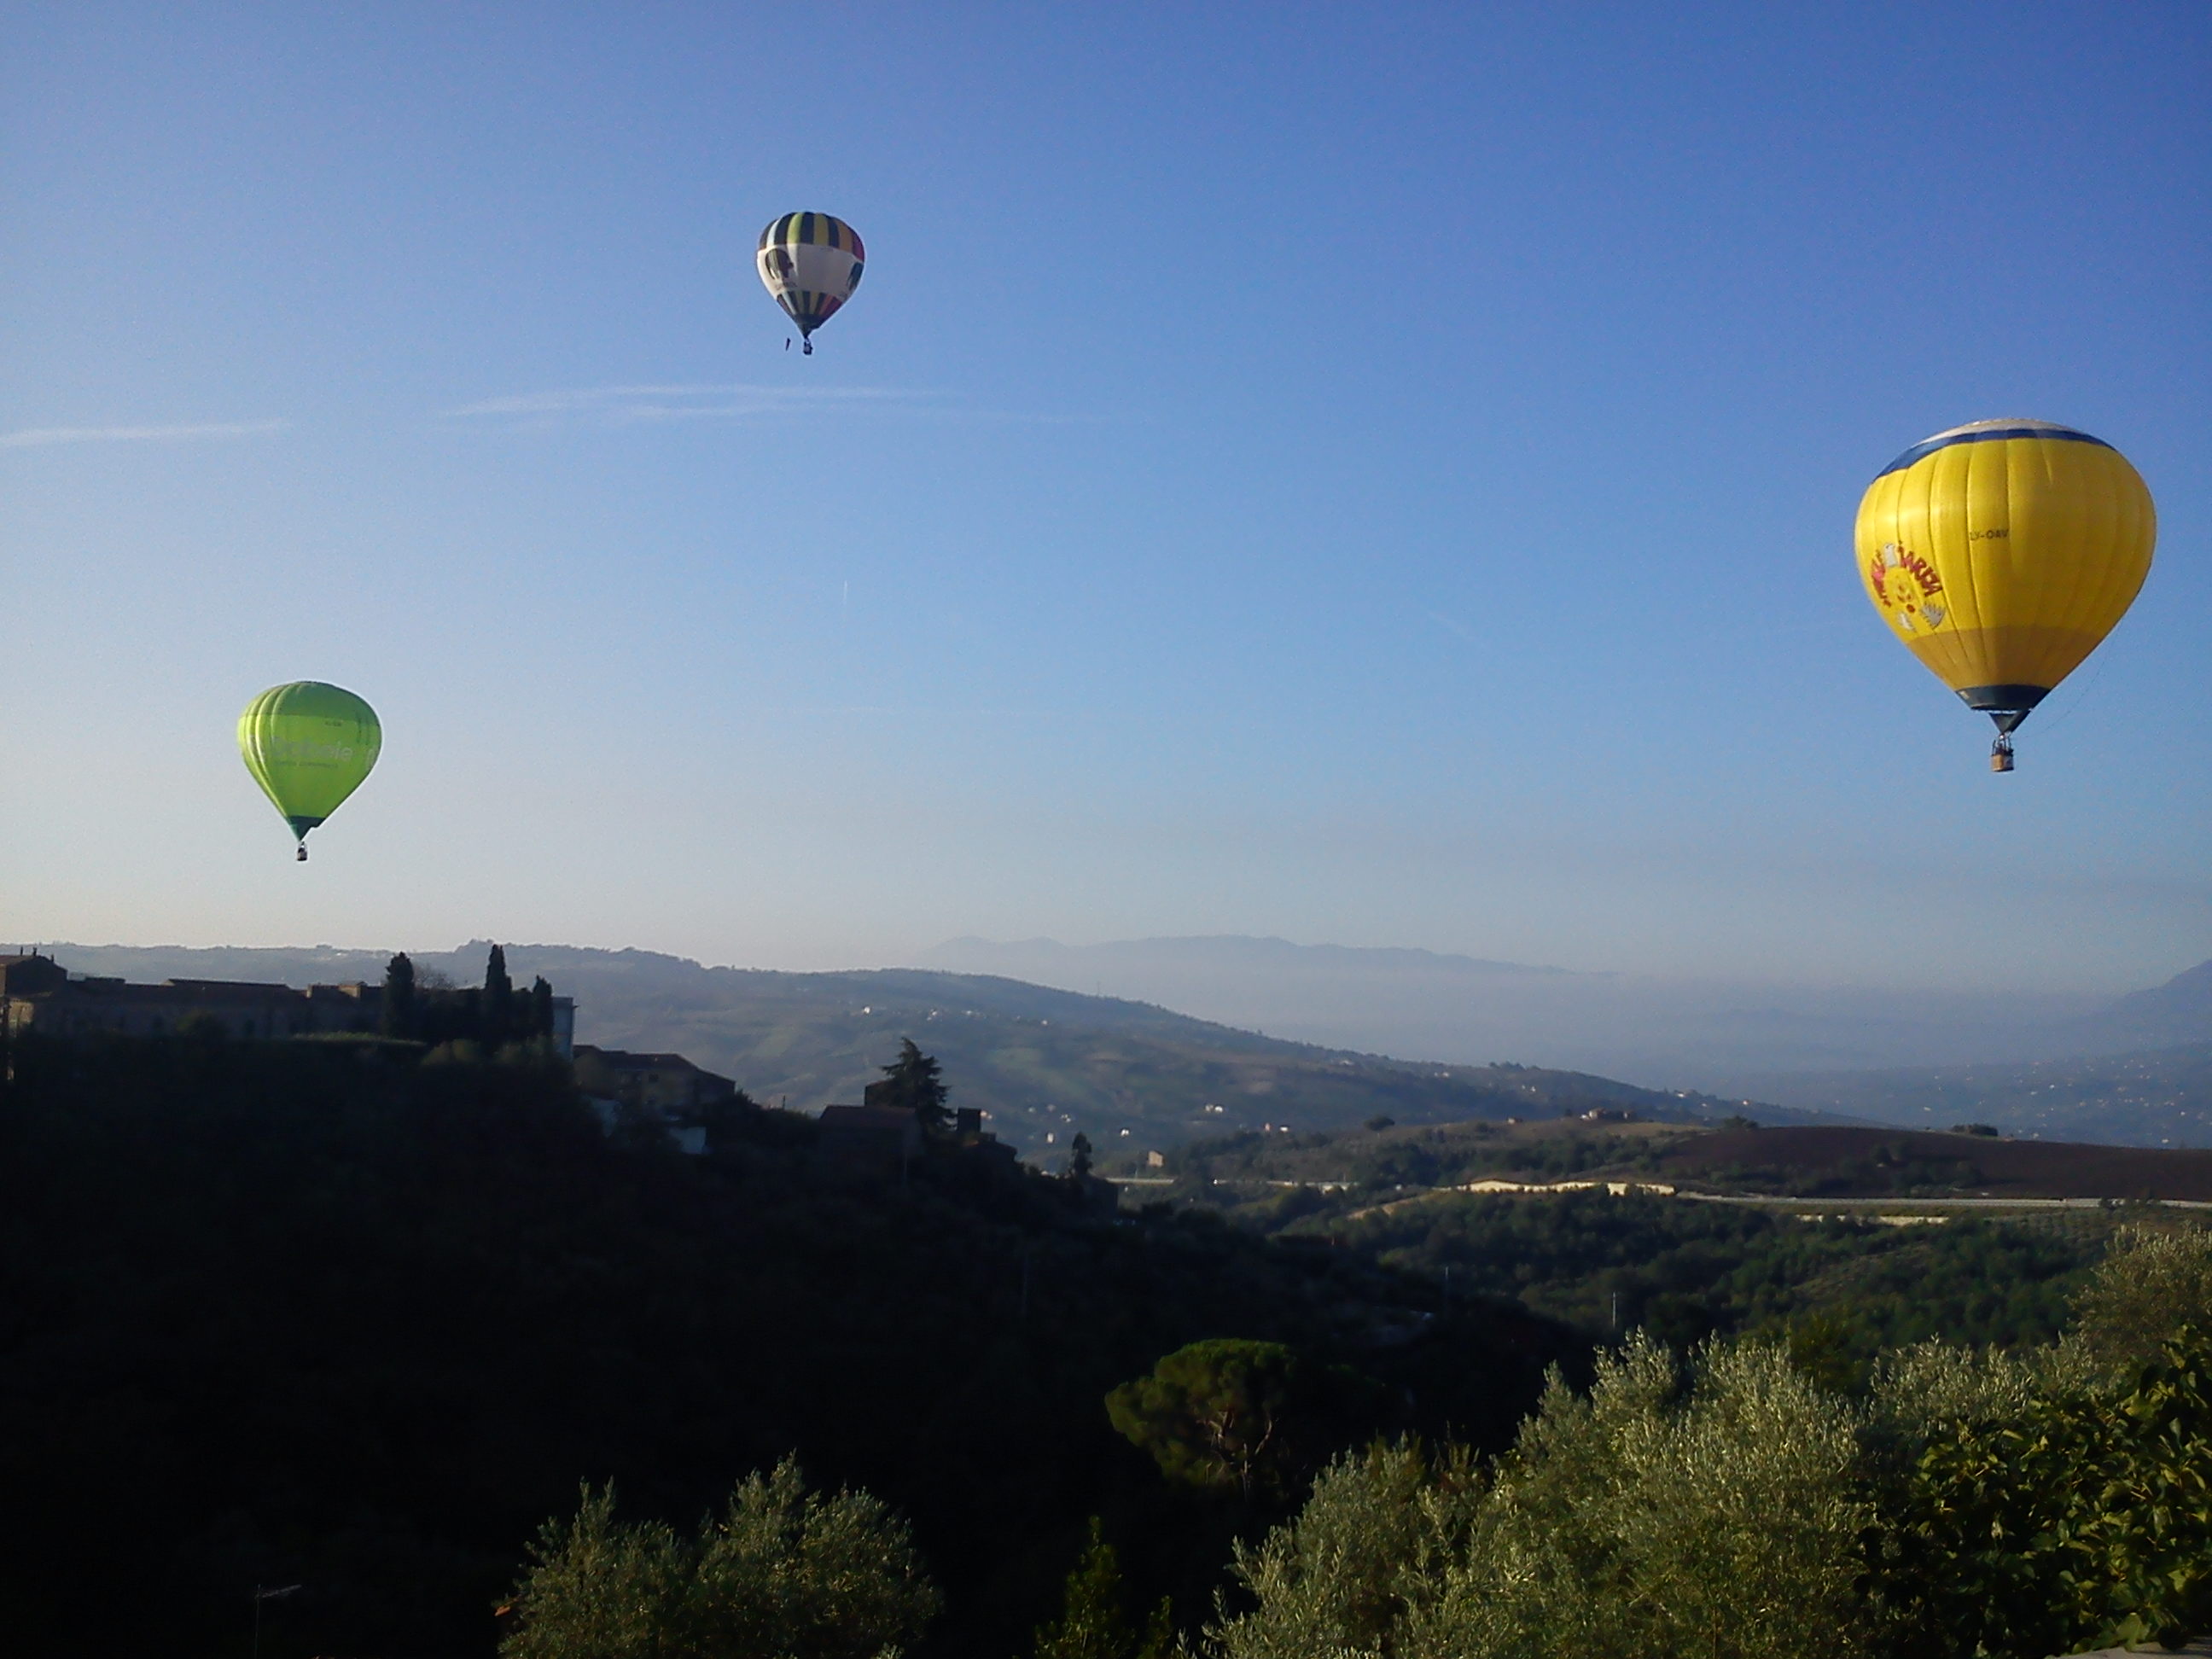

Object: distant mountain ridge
[2105,959,2212,1044]
[933,934,1583,979]
[28,940,1849,1156]
[918,934,2176,1080]
[1722,958,2212,1149]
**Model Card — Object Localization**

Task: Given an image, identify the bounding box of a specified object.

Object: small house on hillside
[954,1106,1018,1169]
[573,1046,738,1115]
[816,1101,1021,1179]
[818,1104,924,1177]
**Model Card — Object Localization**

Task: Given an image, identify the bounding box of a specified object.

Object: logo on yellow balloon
[1868,542,1947,634]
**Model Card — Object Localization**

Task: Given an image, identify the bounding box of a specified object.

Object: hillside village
[2,946,1032,1179]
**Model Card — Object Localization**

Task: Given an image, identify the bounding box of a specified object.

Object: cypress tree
[483,945,513,1044]
[530,975,555,1042]
[380,952,416,1039]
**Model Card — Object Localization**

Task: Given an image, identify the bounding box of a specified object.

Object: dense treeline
[1283,1188,2104,1359]
[0,1032,1567,1658]
[1163,1114,2114,1358]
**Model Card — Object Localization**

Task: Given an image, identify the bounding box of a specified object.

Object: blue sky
[3,2,2206,992]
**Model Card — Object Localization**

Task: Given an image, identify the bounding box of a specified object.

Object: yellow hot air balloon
[237,682,381,861]
[1855,420,2156,771]
[756,212,864,354]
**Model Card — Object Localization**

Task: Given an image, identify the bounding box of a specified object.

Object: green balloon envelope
[237,682,381,850]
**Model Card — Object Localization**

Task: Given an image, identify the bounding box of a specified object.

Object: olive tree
[500,1456,939,1659]
[2067,1222,2212,1371]
[1211,1337,1871,1659]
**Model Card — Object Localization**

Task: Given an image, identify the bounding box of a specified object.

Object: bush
[2068,1223,2212,1371]
[1866,1327,2212,1656]
[499,1457,939,1659]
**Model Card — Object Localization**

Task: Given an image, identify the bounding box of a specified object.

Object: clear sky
[3,2,2206,993]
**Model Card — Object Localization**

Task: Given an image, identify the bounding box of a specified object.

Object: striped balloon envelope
[756,212,865,352]
[1854,419,2156,771]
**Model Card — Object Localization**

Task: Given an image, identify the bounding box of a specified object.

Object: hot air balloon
[1855,420,2156,771]
[756,212,864,353]
[237,682,381,860]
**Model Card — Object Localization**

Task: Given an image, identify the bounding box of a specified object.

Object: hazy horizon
[22,929,2203,1095]
[10,923,2190,998]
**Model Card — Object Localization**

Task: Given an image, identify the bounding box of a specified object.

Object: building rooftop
[574,1046,710,1072]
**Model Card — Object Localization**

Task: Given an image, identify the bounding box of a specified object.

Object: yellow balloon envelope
[1855,420,2156,769]
[237,682,381,860]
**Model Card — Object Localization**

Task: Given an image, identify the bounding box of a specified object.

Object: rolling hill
[33,941,1840,1158]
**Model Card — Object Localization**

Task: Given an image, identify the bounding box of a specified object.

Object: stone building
[2,952,381,1041]
[0,951,573,1056]
[572,1045,738,1115]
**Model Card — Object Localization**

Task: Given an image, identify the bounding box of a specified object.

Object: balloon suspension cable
[1990,733,2016,774]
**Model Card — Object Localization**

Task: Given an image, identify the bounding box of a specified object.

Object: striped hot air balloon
[756,212,864,353]
[1855,420,2156,771]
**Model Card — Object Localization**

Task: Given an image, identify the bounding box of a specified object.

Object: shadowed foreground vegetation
[0,1032,1564,1657]
[3,1030,2208,1656]
[1211,1313,2212,1659]
[495,1225,2212,1659]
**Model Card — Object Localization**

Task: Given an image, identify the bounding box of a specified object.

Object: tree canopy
[1106,1339,1388,1507]
[875,1038,951,1131]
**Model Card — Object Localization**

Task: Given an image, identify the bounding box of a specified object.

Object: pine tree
[484,945,514,1045]
[381,952,416,1039]
[876,1039,951,1132]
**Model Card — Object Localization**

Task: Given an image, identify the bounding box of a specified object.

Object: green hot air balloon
[237,682,381,860]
